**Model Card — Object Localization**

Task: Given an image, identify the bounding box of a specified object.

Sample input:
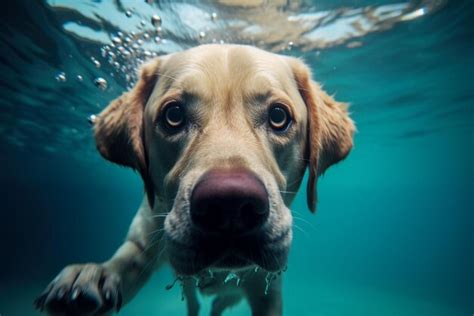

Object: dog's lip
[165,227,291,250]
[165,228,291,275]
[213,254,251,268]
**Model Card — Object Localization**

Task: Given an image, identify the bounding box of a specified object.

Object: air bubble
[91,58,101,68]
[151,14,162,26]
[165,276,181,290]
[112,36,122,45]
[55,72,66,82]
[224,271,240,285]
[94,77,108,91]
[101,47,108,58]
[264,273,276,295]
[154,36,161,43]
[76,75,83,82]
[208,269,214,278]
[211,12,218,21]
[140,20,147,27]
[199,31,206,39]
[125,10,132,17]
[143,32,150,40]
[87,114,97,125]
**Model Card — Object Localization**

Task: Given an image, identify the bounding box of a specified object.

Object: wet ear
[288,58,355,213]
[93,58,161,207]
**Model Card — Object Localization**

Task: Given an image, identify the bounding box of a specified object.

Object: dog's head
[94,45,354,275]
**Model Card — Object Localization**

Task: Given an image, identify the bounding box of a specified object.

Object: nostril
[239,200,268,230]
[240,202,256,215]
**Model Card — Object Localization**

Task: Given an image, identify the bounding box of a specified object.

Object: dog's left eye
[162,101,185,130]
[268,104,292,131]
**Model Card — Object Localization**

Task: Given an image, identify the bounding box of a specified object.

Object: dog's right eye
[162,101,185,130]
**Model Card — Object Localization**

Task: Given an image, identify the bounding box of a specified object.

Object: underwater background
[0,0,472,315]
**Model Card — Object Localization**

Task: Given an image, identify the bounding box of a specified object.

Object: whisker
[294,157,310,162]
[147,227,166,236]
[293,223,309,239]
[292,209,303,216]
[138,229,167,258]
[125,248,163,298]
[293,215,317,232]
[278,190,298,194]
[148,213,170,219]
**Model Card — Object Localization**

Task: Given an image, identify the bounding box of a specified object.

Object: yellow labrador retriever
[35,44,354,316]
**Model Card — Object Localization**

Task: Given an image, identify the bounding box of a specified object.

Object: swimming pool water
[0,0,472,315]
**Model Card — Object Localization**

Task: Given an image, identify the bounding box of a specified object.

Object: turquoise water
[0,0,472,315]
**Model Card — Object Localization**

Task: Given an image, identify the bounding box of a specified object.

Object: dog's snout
[190,169,269,235]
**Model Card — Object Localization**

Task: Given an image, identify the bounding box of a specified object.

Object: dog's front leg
[35,197,166,315]
[243,272,283,316]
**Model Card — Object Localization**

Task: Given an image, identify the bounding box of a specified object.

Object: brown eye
[163,101,185,129]
[268,105,291,131]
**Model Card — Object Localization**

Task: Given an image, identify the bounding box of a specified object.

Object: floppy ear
[288,58,355,213]
[93,58,161,207]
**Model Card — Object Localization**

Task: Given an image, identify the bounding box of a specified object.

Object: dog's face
[94,45,354,275]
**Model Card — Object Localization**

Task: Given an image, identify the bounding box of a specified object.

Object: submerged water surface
[0,0,472,315]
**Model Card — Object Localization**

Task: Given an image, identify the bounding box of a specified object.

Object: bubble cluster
[54,10,228,91]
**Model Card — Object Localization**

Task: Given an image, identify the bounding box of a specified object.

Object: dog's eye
[268,105,291,131]
[163,101,185,129]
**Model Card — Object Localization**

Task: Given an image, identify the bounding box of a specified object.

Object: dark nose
[190,169,269,235]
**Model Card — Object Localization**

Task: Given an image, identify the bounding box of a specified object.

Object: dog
[35,44,354,316]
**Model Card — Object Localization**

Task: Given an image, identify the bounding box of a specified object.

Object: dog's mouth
[166,229,291,276]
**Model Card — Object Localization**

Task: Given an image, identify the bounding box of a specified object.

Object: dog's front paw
[34,264,122,315]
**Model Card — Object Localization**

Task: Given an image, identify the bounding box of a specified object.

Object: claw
[56,287,67,300]
[71,287,81,300]
[104,290,111,302]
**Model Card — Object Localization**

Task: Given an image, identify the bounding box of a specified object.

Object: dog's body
[35,44,354,316]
